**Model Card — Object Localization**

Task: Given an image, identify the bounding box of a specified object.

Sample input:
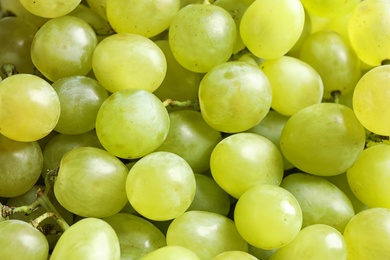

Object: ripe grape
[213,250,258,260]
[19,0,81,18]
[142,245,201,260]
[0,0,49,27]
[300,0,360,18]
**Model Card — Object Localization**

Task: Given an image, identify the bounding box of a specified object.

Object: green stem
[163,98,200,110]
[331,90,341,104]
[1,200,41,219]
[1,64,18,77]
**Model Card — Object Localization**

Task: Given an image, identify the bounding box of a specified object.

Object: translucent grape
[352,65,390,136]
[19,0,81,18]
[0,74,61,142]
[169,3,236,73]
[234,184,302,249]
[166,210,248,259]
[347,144,390,209]
[126,152,196,221]
[31,16,97,82]
[0,0,49,27]
[142,246,201,260]
[213,250,258,260]
[92,33,166,93]
[210,133,284,199]
[95,88,170,159]
[198,61,272,133]
[240,0,305,59]
[280,103,366,176]
[260,56,323,116]
[300,0,360,19]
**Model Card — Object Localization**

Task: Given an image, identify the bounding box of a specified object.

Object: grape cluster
[1,0,390,259]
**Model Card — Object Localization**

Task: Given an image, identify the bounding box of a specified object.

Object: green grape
[344,207,390,259]
[153,40,202,112]
[86,0,108,20]
[0,0,49,27]
[198,61,272,133]
[103,213,166,259]
[299,30,361,98]
[234,184,302,250]
[248,245,276,260]
[155,110,222,173]
[187,173,231,216]
[260,56,323,116]
[168,3,236,73]
[41,130,103,178]
[0,17,37,78]
[300,0,359,19]
[106,0,180,37]
[352,65,390,136]
[19,0,81,18]
[0,135,43,198]
[92,33,166,93]
[347,145,390,209]
[323,14,352,46]
[213,250,258,260]
[141,245,201,260]
[0,74,60,142]
[0,219,49,260]
[280,103,366,176]
[126,151,196,221]
[210,133,284,199]
[214,0,250,54]
[31,16,97,82]
[269,224,347,260]
[240,0,305,59]
[52,76,109,135]
[280,173,355,232]
[287,8,312,57]
[348,0,390,66]
[166,210,248,259]
[246,110,294,170]
[54,147,128,218]
[95,88,170,159]
[50,217,120,259]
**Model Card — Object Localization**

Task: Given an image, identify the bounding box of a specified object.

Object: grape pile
[1,0,390,259]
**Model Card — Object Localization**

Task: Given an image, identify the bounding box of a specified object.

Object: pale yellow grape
[260,56,323,116]
[106,0,180,37]
[141,246,200,260]
[344,208,390,259]
[213,251,258,260]
[300,0,359,19]
[19,0,81,18]
[86,0,108,20]
[347,145,390,209]
[92,33,166,93]
[0,74,60,142]
[169,3,236,73]
[348,0,390,66]
[240,0,304,59]
[352,65,390,136]
[269,224,347,260]
[234,184,302,250]
[0,0,49,27]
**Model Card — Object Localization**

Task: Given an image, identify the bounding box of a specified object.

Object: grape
[54,147,129,218]
[269,224,348,260]
[300,0,359,19]
[240,0,305,59]
[168,3,236,73]
[260,56,323,116]
[0,74,61,142]
[348,0,390,66]
[155,110,222,173]
[352,65,390,136]
[141,245,201,260]
[0,219,49,260]
[287,8,312,58]
[106,0,180,37]
[280,103,366,176]
[52,76,109,135]
[31,15,97,82]
[210,133,284,199]
[126,151,196,221]
[50,217,120,260]
[299,30,361,98]
[280,173,355,232]
[19,0,81,18]
[0,0,49,27]
[187,173,231,216]
[213,250,258,260]
[234,184,302,250]
[344,208,390,259]
[166,210,248,259]
[198,61,272,133]
[347,144,390,209]
[102,213,166,259]
[95,88,170,159]
[248,245,277,260]
[92,33,166,93]
[86,0,108,20]
[0,17,37,78]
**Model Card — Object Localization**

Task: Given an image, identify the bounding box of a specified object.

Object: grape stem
[331,90,341,104]
[1,64,18,77]
[0,200,41,219]
[163,98,200,110]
